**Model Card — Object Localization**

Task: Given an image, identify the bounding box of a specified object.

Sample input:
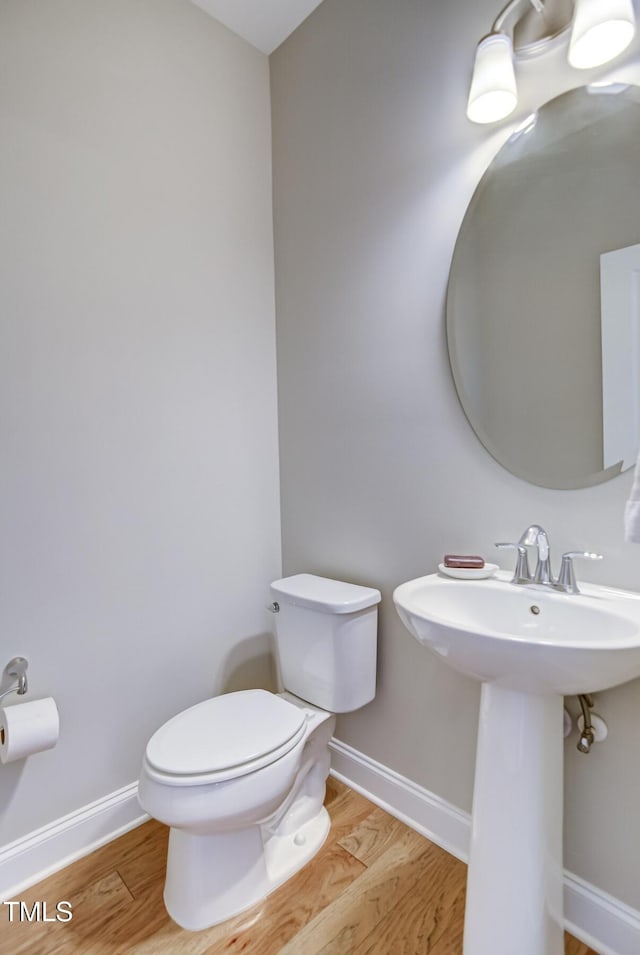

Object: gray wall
[0,0,280,844]
[271,0,640,909]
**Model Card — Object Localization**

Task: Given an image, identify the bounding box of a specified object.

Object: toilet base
[264,804,330,887]
[164,806,331,931]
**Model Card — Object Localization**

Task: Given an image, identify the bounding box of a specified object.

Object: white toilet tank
[270,574,381,713]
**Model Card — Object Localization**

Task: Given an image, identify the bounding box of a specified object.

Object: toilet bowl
[139,689,335,930]
[138,574,380,931]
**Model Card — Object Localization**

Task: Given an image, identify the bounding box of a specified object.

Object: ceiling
[189,0,325,54]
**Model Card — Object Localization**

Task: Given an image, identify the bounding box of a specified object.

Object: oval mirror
[447,84,640,489]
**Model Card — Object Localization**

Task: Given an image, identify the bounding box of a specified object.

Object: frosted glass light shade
[467,34,518,125]
[568,0,636,68]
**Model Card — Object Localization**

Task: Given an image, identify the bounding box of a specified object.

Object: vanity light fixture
[467,0,637,124]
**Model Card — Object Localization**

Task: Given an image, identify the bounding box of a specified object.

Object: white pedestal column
[463,684,565,955]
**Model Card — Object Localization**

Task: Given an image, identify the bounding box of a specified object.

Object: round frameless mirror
[447,84,640,489]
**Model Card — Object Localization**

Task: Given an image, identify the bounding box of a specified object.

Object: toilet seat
[144,689,307,787]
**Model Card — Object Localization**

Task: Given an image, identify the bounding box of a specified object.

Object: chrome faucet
[495,525,603,593]
[495,523,551,585]
[519,524,553,585]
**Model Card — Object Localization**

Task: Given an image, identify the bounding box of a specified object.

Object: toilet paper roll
[0,697,59,764]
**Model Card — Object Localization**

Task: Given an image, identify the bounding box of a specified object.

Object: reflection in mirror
[447,84,640,489]
[601,241,640,472]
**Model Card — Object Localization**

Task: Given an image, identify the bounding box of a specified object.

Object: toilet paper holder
[0,657,29,702]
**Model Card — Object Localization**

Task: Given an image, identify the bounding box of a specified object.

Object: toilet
[137,573,381,931]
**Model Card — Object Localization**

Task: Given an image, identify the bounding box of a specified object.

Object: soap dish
[438,562,498,580]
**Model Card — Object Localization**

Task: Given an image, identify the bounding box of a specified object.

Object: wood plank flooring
[0,779,599,954]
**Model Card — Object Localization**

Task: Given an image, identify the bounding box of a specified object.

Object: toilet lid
[145,689,306,778]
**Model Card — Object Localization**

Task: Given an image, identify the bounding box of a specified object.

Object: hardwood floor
[0,779,598,954]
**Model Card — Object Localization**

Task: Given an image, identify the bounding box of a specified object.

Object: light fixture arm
[493,0,546,36]
[491,0,579,58]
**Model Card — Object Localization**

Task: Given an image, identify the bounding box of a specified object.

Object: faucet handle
[494,542,532,585]
[555,551,603,595]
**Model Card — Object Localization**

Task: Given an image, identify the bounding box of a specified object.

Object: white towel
[625,453,640,541]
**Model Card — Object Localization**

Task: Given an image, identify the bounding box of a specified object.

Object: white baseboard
[564,873,640,955]
[0,782,148,901]
[329,736,471,862]
[329,737,640,955]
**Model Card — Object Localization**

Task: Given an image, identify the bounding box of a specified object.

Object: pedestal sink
[393,570,640,955]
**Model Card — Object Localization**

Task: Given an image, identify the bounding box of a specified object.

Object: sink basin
[394,568,640,955]
[393,570,640,695]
